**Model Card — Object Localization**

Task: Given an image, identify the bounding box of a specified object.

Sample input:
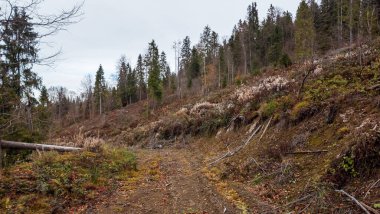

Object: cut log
[208,116,273,166]
[0,140,82,152]
[285,150,328,155]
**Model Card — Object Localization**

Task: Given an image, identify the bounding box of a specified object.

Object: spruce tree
[159,51,170,88]
[181,36,192,73]
[295,0,316,61]
[247,2,260,70]
[146,40,162,103]
[94,65,106,114]
[218,46,228,88]
[200,25,212,59]
[188,47,201,88]
[1,7,39,108]
[317,0,338,52]
[136,54,146,101]
[126,65,137,104]
[39,86,49,107]
[117,57,128,106]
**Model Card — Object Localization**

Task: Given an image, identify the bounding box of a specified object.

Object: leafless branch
[364,179,380,199]
[335,189,370,214]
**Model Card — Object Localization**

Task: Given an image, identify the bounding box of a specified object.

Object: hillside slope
[20,42,380,213]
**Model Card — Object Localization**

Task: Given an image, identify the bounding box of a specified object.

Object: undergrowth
[0,146,136,213]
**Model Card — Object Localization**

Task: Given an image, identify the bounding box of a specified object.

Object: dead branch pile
[233,76,291,103]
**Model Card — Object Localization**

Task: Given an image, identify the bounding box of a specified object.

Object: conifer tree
[117,56,128,106]
[247,2,260,70]
[136,54,146,101]
[188,47,201,88]
[218,46,228,88]
[126,65,137,104]
[159,51,170,88]
[181,37,192,66]
[200,25,212,59]
[317,0,338,52]
[94,65,106,114]
[145,40,162,103]
[295,0,316,61]
[39,86,49,107]
[1,7,39,109]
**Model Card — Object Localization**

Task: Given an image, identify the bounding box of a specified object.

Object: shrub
[337,127,350,139]
[279,53,292,68]
[326,131,380,187]
[290,100,312,122]
[0,146,136,213]
[260,100,278,119]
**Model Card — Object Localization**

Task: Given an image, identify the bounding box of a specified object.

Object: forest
[1,0,379,143]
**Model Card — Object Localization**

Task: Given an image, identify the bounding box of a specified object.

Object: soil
[88,147,238,214]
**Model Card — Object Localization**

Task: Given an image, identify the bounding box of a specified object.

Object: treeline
[1,0,379,143]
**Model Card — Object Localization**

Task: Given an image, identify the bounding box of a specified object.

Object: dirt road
[90,148,239,214]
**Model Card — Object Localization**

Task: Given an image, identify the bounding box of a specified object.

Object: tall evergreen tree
[136,54,146,101]
[94,65,106,114]
[145,40,162,103]
[317,0,338,52]
[181,36,192,70]
[159,51,171,88]
[229,25,243,75]
[0,7,39,109]
[295,0,316,61]
[200,25,213,59]
[126,65,137,104]
[117,56,129,106]
[188,47,201,88]
[218,46,228,88]
[247,2,260,71]
[39,86,49,107]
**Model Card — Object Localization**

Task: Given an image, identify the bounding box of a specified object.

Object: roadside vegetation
[0,146,136,213]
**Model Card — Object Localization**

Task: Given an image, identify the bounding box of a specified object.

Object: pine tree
[295,0,316,61]
[94,65,106,114]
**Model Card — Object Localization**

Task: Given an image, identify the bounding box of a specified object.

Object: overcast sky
[35,0,300,93]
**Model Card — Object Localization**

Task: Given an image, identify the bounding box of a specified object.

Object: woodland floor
[87,147,242,214]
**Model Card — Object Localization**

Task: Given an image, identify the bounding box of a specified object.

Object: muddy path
[88,148,238,214]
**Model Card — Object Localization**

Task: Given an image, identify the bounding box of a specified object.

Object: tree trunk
[0,140,82,152]
[350,0,353,47]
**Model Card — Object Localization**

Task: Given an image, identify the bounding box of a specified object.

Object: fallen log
[208,116,273,166]
[285,150,328,155]
[208,124,262,166]
[0,140,82,152]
